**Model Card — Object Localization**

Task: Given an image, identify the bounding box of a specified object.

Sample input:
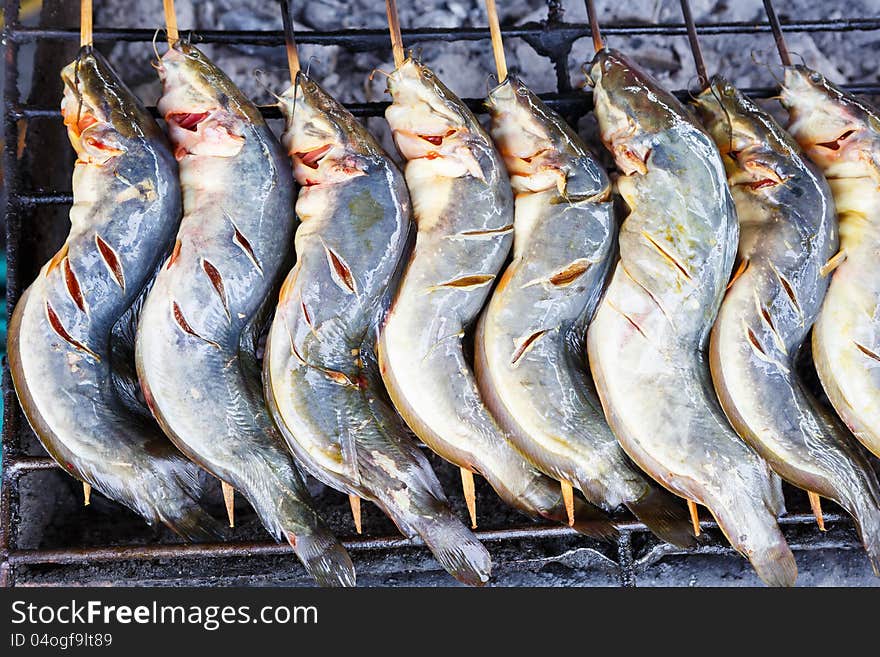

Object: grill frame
[2,0,878,587]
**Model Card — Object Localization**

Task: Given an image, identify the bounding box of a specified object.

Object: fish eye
[809,72,822,83]
[422,69,434,79]
[723,86,735,97]
[516,84,528,97]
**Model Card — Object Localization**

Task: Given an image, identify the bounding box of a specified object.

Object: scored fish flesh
[781,66,880,461]
[263,73,491,586]
[697,75,880,574]
[585,49,797,586]
[135,42,354,587]
[476,76,694,547]
[8,48,222,540]
[377,58,616,536]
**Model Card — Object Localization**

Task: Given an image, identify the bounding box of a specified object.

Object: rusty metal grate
[2,0,878,587]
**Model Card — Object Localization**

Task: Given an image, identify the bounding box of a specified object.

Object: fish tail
[710,496,797,587]
[239,466,356,587]
[137,457,226,542]
[624,484,697,549]
[285,527,357,588]
[380,487,492,587]
[846,494,880,577]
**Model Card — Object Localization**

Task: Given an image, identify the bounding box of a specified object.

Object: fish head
[279,73,375,186]
[60,48,135,164]
[485,76,568,194]
[156,42,251,159]
[695,75,793,194]
[385,58,484,179]
[781,65,879,172]
[586,48,674,176]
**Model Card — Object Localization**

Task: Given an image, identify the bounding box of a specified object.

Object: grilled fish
[377,58,616,536]
[263,73,492,585]
[697,75,880,574]
[476,76,694,547]
[7,47,222,540]
[135,42,354,587]
[585,49,797,586]
[781,66,880,461]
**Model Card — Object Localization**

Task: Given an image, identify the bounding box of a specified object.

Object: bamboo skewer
[221,481,235,528]
[762,0,793,67]
[760,0,829,533]
[281,0,365,533]
[679,0,708,90]
[584,0,604,53]
[460,468,477,529]
[808,492,826,531]
[83,483,92,506]
[163,0,179,45]
[80,0,93,48]
[385,0,406,68]
[561,481,575,527]
[349,494,363,534]
[280,0,300,84]
[484,0,508,82]
[687,499,701,537]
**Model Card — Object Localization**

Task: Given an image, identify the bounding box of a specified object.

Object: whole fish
[585,49,797,586]
[7,47,222,540]
[476,76,694,547]
[781,66,880,461]
[377,58,616,536]
[697,75,880,574]
[135,42,354,587]
[263,73,492,586]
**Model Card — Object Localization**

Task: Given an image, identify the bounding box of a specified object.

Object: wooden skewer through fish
[349,494,363,534]
[561,481,575,527]
[163,0,179,45]
[385,0,406,68]
[460,467,477,529]
[484,0,508,82]
[283,0,364,534]
[761,0,828,531]
[385,0,480,528]
[221,481,235,528]
[584,0,604,53]
[80,0,92,47]
[280,0,300,84]
[83,483,92,506]
[687,499,701,536]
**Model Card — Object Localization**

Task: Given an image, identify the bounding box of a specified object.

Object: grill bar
[3,0,878,587]
[8,17,880,46]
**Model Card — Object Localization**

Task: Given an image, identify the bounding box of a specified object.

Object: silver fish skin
[697,75,880,575]
[7,48,222,540]
[476,76,694,548]
[780,66,880,461]
[135,43,354,587]
[263,73,491,586]
[377,58,617,537]
[585,49,797,586]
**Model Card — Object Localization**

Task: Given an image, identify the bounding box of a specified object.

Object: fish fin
[382,495,492,586]
[848,496,880,577]
[158,502,227,542]
[625,485,698,549]
[748,538,799,588]
[286,530,357,587]
[709,497,797,587]
[568,496,620,541]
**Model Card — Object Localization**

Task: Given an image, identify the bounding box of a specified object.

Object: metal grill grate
[3,0,878,587]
